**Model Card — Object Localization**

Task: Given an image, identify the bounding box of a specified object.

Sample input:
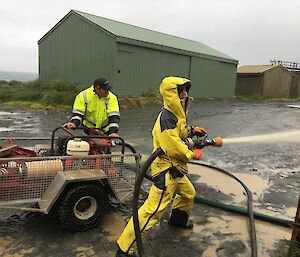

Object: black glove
[193,138,206,149]
[192,126,207,137]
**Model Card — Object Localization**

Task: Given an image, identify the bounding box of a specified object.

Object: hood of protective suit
[150,76,193,177]
[159,77,190,119]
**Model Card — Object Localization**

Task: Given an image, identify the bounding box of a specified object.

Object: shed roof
[39,10,237,64]
[237,65,278,74]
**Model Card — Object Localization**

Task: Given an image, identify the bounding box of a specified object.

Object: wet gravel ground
[0,99,300,257]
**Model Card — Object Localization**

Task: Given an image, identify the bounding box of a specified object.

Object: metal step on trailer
[114,178,134,202]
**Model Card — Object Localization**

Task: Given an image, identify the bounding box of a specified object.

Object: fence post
[291,196,300,241]
[289,196,300,255]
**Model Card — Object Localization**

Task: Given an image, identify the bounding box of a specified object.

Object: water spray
[222,130,300,145]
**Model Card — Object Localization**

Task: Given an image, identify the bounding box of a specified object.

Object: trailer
[0,127,141,232]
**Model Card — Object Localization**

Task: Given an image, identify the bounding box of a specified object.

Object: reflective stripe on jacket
[72,85,119,134]
[151,77,194,177]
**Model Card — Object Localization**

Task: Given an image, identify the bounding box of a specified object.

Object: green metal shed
[38,10,238,97]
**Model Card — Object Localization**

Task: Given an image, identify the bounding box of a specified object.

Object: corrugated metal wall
[263,67,291,98]
[113,43,237,97]
[113,43,190,96]
[190,57,237,97]
[289,72,300,97]
[235,75,263,96]
[39,12,237,97]
[39,13,116,84]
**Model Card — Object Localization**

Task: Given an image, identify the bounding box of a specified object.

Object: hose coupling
[185,137,195,150]
[206,137,223,147]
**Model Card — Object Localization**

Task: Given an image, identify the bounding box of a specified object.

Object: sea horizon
[0,70,38,81]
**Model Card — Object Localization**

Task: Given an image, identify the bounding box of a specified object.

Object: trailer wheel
[58,184,109,232]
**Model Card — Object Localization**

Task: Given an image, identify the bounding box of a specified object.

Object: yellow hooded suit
[117,77,198,255]
[151,76,195,177]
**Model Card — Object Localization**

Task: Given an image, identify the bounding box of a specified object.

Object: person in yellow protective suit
[64,77,120,137]
[116,76,206,257]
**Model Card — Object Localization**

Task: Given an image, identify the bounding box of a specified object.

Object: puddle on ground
[0,236,12,252]
[188,163,297,221]
[75,246,96,256]
[187,162,294,256]
[0,235,34,257]
[19,248,34,255]
[188,164,269,203]
[99,212,126,241]
[282,207,297,220]
[258,205,297,220]
[190,215,291,257]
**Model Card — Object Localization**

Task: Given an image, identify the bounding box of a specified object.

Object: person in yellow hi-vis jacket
[116,76,206,257]
[64,77,120,137]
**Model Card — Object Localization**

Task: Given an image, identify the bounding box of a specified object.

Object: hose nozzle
[205,137,223,147]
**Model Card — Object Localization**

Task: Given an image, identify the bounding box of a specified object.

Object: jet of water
[222,130,300,144]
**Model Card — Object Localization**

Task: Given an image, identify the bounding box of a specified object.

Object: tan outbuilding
[235,65,295,98]
[289,71,300,98]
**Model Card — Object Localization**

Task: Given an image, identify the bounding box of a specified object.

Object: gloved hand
[193,127,207,137]
[193,138,205,149]
[109,133,119,137]
[193,149,202,160]
[63,122,76,129]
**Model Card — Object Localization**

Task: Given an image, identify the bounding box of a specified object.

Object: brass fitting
[212,137,223,147]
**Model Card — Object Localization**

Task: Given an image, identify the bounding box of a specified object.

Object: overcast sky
[0,0,299,73]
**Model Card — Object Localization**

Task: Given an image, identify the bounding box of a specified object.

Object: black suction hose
[133,149,260,257]
[133,148,163,257]
[116,142,153,182]
[190,161,257,257]
[122,142,137,153]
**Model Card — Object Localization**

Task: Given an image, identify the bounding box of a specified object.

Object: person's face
[179,88,188,100]
[95,86,109,97]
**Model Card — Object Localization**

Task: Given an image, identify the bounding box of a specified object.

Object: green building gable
[39,10,238,97]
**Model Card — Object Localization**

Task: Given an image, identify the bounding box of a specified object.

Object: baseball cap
[93,77,112,91]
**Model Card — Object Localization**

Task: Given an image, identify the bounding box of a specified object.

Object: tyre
[58,183,109,232]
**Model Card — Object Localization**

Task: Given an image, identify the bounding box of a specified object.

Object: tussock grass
[272,223,300,257]
[272,240,300,257]
[265,98,296,102]
[119,95,162,110]
[235,94,264,101]
[236,94,300,102]
[0,80,87,109]
[0,79,162,110]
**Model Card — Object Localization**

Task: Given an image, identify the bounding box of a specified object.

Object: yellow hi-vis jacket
[151,77,195,177]
[71,85,120,134]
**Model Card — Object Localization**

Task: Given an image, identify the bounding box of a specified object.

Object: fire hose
[132,152,293,256]
[131,136,261,257]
